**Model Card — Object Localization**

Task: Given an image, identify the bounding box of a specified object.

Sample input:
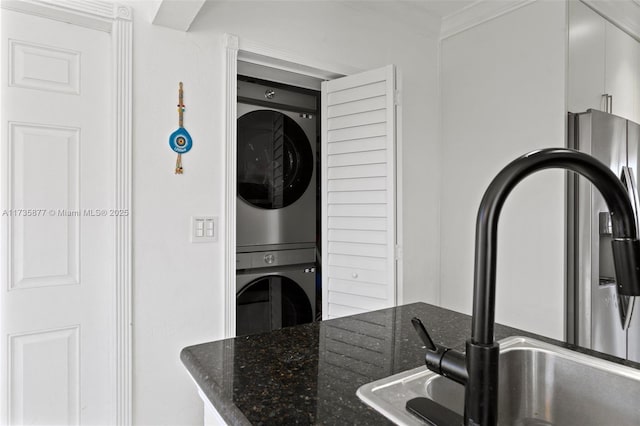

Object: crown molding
[440,0,640,42]
[582,0,640,41]
[0,0,130,32]
[440,0,535,41]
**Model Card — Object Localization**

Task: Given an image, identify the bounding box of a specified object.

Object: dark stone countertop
[180,302,640,425]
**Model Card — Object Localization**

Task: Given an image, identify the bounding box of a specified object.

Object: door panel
[627,120,640,362]
[321,65,397,319]
[1,9,115,424]
[9,123,80,289]
[9,38,80,94]
[588,111,627,358]
[9,326,80,425]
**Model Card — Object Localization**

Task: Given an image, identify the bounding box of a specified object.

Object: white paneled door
[321,65,398,319]
[1,8,116,425]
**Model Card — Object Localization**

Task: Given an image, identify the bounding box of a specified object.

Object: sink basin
[357,336,640,425]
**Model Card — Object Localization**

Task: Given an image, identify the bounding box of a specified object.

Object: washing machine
[236,248,316,336]
[236,77,318,251]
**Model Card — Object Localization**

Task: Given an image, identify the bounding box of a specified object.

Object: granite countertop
[180,302,640,425]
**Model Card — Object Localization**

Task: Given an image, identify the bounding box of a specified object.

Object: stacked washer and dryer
[236,77,319,336]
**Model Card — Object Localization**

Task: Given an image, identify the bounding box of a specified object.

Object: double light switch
[192,216,217,242]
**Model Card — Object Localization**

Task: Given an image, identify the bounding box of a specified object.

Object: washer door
[237,110,314,209]
[236,275,312,336]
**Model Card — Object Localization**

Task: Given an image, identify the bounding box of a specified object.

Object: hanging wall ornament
[169,82,192,174]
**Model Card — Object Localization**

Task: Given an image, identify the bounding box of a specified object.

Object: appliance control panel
[236,248,315,269]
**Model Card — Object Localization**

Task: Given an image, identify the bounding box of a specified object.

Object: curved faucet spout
[472,148,639,346]
[466,147,640,426]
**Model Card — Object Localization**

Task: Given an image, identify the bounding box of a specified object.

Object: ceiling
[402,0,477,18]
[153,0,479,33]
[153,1,640,42]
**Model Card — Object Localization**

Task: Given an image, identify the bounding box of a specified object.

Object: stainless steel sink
[357,336,640,425]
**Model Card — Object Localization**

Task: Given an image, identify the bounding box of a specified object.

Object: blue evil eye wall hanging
[169,128,192,154]
[170,82,192,174]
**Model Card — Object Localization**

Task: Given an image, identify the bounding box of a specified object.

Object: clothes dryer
[236,78,318,251]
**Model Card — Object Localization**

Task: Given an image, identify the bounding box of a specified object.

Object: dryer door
[237,110,314,209]
[236,274,313,336]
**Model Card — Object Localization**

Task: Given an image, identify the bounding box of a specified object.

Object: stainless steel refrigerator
[567,109,640,362]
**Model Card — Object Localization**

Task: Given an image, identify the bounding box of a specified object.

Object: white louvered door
[321,65,397,319]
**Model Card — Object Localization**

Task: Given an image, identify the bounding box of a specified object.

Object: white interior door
[1,9,116,425]
[321,65,397,319]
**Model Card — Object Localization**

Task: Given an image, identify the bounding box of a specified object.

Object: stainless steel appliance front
[568,109,640,362]
[236,79,318,251]
[236,248,316,336]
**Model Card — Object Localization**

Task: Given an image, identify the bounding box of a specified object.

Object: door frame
[223,34,362,337]
[0,1,133,424]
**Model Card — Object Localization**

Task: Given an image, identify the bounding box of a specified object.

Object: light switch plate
[191,216,218,243]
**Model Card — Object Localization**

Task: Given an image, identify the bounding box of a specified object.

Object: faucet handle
[407,318,467,425]
[412,317,469,386]
[411,317,437,351]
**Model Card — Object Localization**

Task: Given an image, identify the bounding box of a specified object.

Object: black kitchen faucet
[409,148,640,426]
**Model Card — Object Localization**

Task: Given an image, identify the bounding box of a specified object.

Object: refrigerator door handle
[621,166,639,222]
[618,166,638,330]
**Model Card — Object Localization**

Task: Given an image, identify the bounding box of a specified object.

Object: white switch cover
[191,216,218,243]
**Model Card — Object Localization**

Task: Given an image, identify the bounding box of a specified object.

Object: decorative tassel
[175,153,183,174]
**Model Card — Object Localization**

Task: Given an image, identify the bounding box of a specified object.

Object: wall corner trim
[224,33,239,339]
[440,0,535,40]
[112,7,133,426]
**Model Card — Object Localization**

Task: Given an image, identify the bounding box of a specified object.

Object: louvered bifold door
[321,65,397,319]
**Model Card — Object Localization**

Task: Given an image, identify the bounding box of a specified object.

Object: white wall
[131,5,225,425]
[128,2,442,424]
[439,1,567,339]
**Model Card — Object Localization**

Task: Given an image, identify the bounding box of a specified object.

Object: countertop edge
[180,347,251,426]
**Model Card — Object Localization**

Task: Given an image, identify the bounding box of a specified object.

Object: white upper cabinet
[604,21,640,122]
[321,65,397,319]
[568,1,606,114]
[569,1,640,123]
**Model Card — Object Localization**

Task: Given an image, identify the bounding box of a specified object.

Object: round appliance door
[237,109,314,209]
[236,275,312,336]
